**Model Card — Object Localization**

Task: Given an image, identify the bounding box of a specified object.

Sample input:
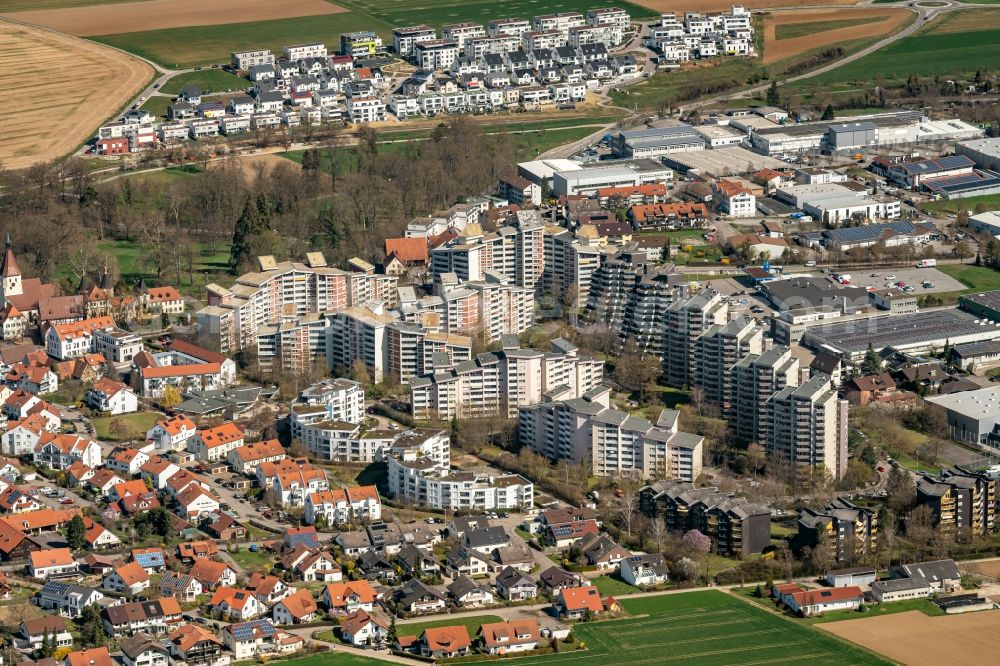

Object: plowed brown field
[0,19,151,170]
[0,0,347,37]
[821,609,1000,666]
[762,8,912,64]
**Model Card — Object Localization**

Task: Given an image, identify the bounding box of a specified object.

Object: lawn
[139,96,172,119]
[336,0,658,29]
[93,13,391,68]
[938,264,1000,293]
[395,613,504,639]
[775,17,884,41]
[226,548,273,572]
[789,14,1000,93]
[81,237,231,299]
[92,412,162,440]
[509,590,891,666]
[275,653,390,666]
[922,192,1000,216]
[160,70,248,96]
[591,574,639,596]
[609,60,762,111]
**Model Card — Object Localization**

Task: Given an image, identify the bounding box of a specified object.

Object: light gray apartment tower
[693,316,763,414]
[732,345,800,444]
[664,289,728,388]
[765,375,848,482]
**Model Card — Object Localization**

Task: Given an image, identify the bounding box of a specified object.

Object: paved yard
[839,267,965,295]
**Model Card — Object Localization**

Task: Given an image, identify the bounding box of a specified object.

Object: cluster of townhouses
[642,6,755,62]
[94,6,652,153]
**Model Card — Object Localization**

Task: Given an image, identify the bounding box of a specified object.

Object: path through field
[762,7,913,65]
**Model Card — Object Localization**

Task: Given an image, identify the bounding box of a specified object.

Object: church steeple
[0,234,22,300]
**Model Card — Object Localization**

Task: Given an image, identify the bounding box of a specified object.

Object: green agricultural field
[336,0,658,28]
[93,13,391,68]
[509,591,891,666]
[790,14,1000,93]
[775,17,884,41]
[161,70,247,96]
[273,653,389,666]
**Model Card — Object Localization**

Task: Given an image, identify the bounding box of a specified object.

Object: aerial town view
[3,0,1000,664]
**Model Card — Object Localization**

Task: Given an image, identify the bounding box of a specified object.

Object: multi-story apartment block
[340,32,385,59]
[583,248,688,357]
[693,316,762,414]
[797,498,878,563]
[664,289,728,388]
[523,31,565,51]
[533,12,585,37]
[346,97,386,124]
[543,225,609,309]
[430,211,545,292]
[731,345,800,444]
[197,253,396,355]
[639,480,770,557]
[766,375,848,481]
[586,8,631,44]
[396,272,534,342]
[465,34,521,59]
[488,18,532,38]
[384,322,473,384]
[392,25,437,57]
[289,378,365,430]
[410,337,603,419]
[386,429,533,511]
[916,467,997,537]
[442,23,487,49]
[414,40,460,70]
[231,50,274,70]
[284,43,327,61]
[520,386,704,480]
[568,25,619,49]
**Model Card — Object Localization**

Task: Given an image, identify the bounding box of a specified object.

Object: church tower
[0,234,22,301]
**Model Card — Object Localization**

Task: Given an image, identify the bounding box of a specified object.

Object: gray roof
[894,559,961,583]
[464,526,510,549]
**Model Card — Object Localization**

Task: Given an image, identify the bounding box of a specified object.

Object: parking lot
[834,266,966,295]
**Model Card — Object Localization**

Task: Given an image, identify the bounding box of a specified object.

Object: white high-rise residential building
[664,289,728,388]
[766,375,848,481]
[410,337,603,419]
[693,316,762,414]
[430,211,545,293]
[196,253,397,355]
[519,386,704,480]
[732,345,800,444]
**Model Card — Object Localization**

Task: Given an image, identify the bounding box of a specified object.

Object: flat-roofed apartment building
[430,211,545,292]
[519,386,704,481]
[392,25,436,57]
[410,337,603,419]
[197,253,397,355]
[693,315,762,415]
[664,289,728,388]
[639,479,771,557]
[766,375,848,480]
[731,345,800,443]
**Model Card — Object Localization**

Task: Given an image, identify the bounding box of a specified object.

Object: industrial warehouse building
[956,137,1000,171]
[551,159,673,196]
[801,308,1000,362]
[926,387,1000,446]
[749,112,981,156]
